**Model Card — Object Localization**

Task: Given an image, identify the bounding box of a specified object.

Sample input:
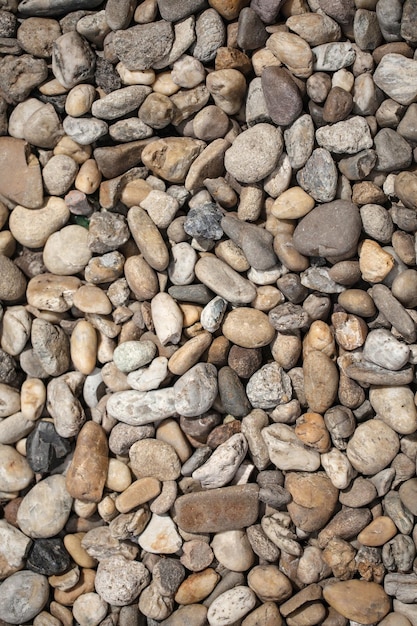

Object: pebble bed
[2,0,417,624]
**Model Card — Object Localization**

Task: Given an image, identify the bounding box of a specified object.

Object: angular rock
[113,21,174,70]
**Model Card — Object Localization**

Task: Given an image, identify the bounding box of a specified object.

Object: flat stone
[92,85,151,120]
[174,484,259,533]
[113,20,173,70]
[347,419,399,474]
[95,555,150,606]
[195,256,256,305]
[316,116,373,154]
[374,54,417,106]
[262,66,303,127]
[0,54,48,105]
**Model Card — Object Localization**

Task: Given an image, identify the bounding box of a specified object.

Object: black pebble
[26,538,71,576]
[26,420,72,474]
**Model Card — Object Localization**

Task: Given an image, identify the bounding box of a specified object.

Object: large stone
[113,21,174,70]
[323,580,391,624]
[0,138,43,208]
[374,54,417,106]
[224,123,282,183]
[17,475,73,539]
[286,472,339,532]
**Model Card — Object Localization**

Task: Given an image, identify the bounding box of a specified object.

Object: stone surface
[17,475,72,539]
[323,580,391,624]
[0,571,49,625]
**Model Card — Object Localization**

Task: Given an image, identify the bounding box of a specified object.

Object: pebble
[175,568,220,605]
[138,513,182,554]
[17,474,72,539]
[262,423,321,472]
[316,116,373,154]
[0,570,49,625]
[0,519,32,579]
[347,419,399,474]
[323,580,391,624]
[224,123,282,183]
[65,421,108,503]
[27,537,71,576]
[94,555,150,606]
[207,586,256,626]
[286,471,339,532]
[262,66,303,127]
[72,592,108,626]
[374,54,417,106]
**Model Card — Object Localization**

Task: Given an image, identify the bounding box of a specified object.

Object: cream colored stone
[64,533,97,568]
[252,48,282,76]
[223,308,275,348]
[65,84,96,117]
[152,71,181,96]
[75,159,101,194]
[105,458,132,492]
[359,239,394,283]
[267,31,313,78]
[151,292,183,346]
[73,284,112,315]
[21,378,46,421]
[9,196,70,248]
[271,187,315,219]
[116,63,155,85]
[70,320,98,375]
[53,136,92,164]
[43,225,92,275]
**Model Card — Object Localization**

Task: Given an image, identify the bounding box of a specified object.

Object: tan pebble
[328,260,361,286]
[168,332,212,376]
[252,285,284,311]
[207,335,230,367]
[179,304,202,327]
[105,458,132,492]
[215,239,250,272]
[252,48,282,76]
[116,62,155,85]
[0,231,15,257]
[156,418,192,463]
[271,187,315,219]
[267,31,313,78]
[97,334,116,365]
[65,422,109,503]
[50,602,74,626]
[49,566,80,591]
[9,196,70,248]
[38,78,68,96]
[295,412,331,453]
[115,477,161,513]
[70,320,97,375]
[359,239,394,283]
[180,539,214,572]
[271,331,301,370]
[141,137,205,184]
[120,178,152,207]
[21,378,46,421]
[303,351,339,414]
[209,0,251,20]
[124,255,158,301]
[43,225,92,275]
[303,320,336,359]
[27,273,82,312]
[1,305,31,356]
[152,71,180,96]
[65,84,96,117]
[128,206,169,271]
[97,495,118,522]
[151,292,183,345]
[247,564,292,603]
[222,308,275,349]
[174,568,220,605]
[242,602,283,626]
[73,499,97,519]
[338,289,376,317]
[53,136,92,164]
[332,311,368,350]
[85,252,125,284]
[73,284,112,315]
[75,158,101,194]
[323,580,390,624]
[274,231,309,272]
[64,533,97,568]
[206,69,247,115]
[54,568,96,606]
[357,516,397,547]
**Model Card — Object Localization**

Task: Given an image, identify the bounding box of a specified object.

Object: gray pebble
[52,31,95,89]
[174,362,218,417]
[0,570,49,625]
[296,147,338,202]
[246,363,292,410]
[109,118,153,142]
[17,475,72,539]
[192,433,248,489]
[224,123,283,184]
[374,128,413,172]
[374,53,417,106]
[63,115,108,145]
[284,114,315,170]
[92,86,151,120]
[191,9,225,63]
[113,20,174,70]
[312,42,356,71]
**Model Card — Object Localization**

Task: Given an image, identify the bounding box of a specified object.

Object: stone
[141,137,205,184]
[284,114,315,170]
[358,516,397,546]
[323,580,390,624]
[113,341,157,373]
[192,8,225,63]
[31,318,70,377]
[26,538,70,576]
[0,519,32,579]
[262,423,321,472]
[184,202,223,240]
[128,206,169,272]
[174,362,218,417]
[72,592,108,626]
[43,225,92,276]
[17,475,72,539]
[286,471,339,532]
[303,351,339,414]
[237,7,267,50]
[42,155,78,196]
[138,513,182,554]
[287,12,341,46]
[267,31,313,78]
[347,419,399,474]
[207,586,256,626]
[374,54,417,106]
[262,66,303,126]
[65,422,108,503]
[0,55,48,105]
[192,433,248,488]
[195,256,256,305]
[0,138,43,208]
[129,438,181,482]
[316,116,373,154]
[174,484,259,533]
[10,197,69,249]
[246,362,292,409]
[26,420,71,474]
[374,128,412,172]
[175,568,219,605]
[296,147,338,203]
[113,20,173,70]
[222,308,275,349]
[224,123,282,184]
[95,555,150,606]
[63,116,108,146]
[371,283,416,343]
[52,31,95,89]
[0,570,49,625]
[0,254,26,303]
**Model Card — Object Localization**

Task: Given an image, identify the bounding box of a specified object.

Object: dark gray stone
[237,7,268,50]
[218,366,251,418]
[296,148,338,203]
[27,538,71,576]
[95,56,122,94]
[184,203,223,240]
[168,284,214,305]
[221,214,277,271]
[376,0,403,42]
[18,0,102,16]
[338,149,377,181]
[317,0,355,25]
[0,54,48,104]
[157,0,207,21]
[374,128,413,172]
[250,0,286,24]
[26,421,72,473]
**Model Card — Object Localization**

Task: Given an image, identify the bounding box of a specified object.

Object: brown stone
[294,412,331,453]
[115,477,161,514]
[65,422,109,503]
[174,484,259,533]
[357,516,397,546]
[54,569,96,606]
[285,472,339,532]
[303,351,339,414]
[141,137,205,183]
[323,87,353,123]
[215,46,252,74]
[323,580,391,624]
[94,139,155,179]
[209,0,250,20]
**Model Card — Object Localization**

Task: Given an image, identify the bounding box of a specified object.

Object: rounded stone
[224,123,283,184]
[207,586,257,626]
[247,565,292,603]
[72,592,108,626]
[357,516,397,546]
[27,537,71,576]
[174,568,220,605]
[286,471,339,532]
[42,155,78,196]
[399,478,417,516]
[138,512,182,555]
[0,254,26,302]
[0,443,34,493]
[347,420,399,475]
[174,362,218,417]
[0,571,49,625]
[303,351,339,414]
[222,308,275,349]
[211,530,255,572]
[43,225,92,275]
[17,474,73,539]
[323,580,390,624]
[113,340,157,373]
[129,438,181,481]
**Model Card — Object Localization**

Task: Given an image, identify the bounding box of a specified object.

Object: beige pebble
[303,321,336,359]
[215,239,251,273]
[73,284,112,315]
[49,566,81,591]
[73,499,96,519]
[267,31,313,78]
[222,308,275,348]
[178,304,202,327]
[9,196,70,248]
[141,137,205,184]
[151,292,183,345]
[128,206,169,271]
[116,62,155,85]
[65,84,96,117]
[303,351,339,414]
[295,412,331,454]
[120,178,152,207]
[0,231,15,257]
[27,274,82,313]
[332,312,368,351]
[124,255,158,302]
[248,564,292,603]
[105,458,132,492]
[357,516,397,546]
[174,568,220,605]
[54,136,92,164]
[252,285,284,312]
[168,332,212,376]
[359,239,394,283]
[21,378,46,421]
[271,187,315,219]
[63,533,97,568]
[1,305,32,356]
[70,320,97,376]
[338,289,376,317]
[50,601,75,626]
[252,48,282,76]
[54,568,96,606]
[152,71,181,96]
[75,159,101,194]
[156,418,192,463]
[65,422,109,503]
[43,225,92,275]
[115,477,161,513]
[206,69,246,115]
